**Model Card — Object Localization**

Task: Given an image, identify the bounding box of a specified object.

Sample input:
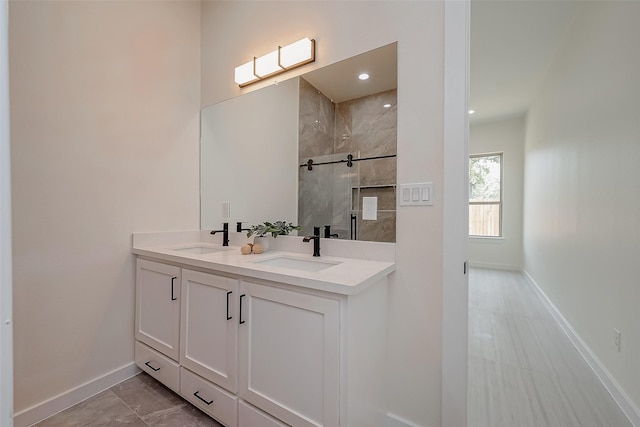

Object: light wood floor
[468,268,632,427]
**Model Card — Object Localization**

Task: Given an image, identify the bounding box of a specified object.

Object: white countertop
[133,239,395,296]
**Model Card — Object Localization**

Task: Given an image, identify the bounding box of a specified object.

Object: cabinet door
[135,259,181,360]
[238,281,340,427]
[181,269,238,393]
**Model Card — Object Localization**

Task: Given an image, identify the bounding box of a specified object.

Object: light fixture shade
[279,37,315,68]
[255,49,282,77]
[235,60,258,86]
[235,37,315,87]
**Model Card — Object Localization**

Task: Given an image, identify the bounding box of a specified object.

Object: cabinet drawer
[135,341,180,393]
[180,367,237,427]
[239,400,289,427]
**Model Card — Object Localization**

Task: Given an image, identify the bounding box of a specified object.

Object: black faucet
[210,222,229,246]
[324,225,339,239]
[236,222,251,233]
[303,226,321,257]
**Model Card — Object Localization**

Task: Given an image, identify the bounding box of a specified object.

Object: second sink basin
[251,255,341,272]
[170,245,232,255]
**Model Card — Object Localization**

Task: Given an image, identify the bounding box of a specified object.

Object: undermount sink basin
[251,255,341,272]
[170,245,231,254]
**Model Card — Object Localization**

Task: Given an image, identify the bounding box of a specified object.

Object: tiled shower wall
[298,77,397,242]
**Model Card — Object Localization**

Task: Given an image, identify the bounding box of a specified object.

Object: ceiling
[296,2,578,121]
[302,42,397,104]
[470,1,579,124]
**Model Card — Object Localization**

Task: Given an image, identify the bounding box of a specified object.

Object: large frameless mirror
[201,42,397,242]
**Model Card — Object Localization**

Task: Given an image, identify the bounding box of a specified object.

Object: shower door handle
[350,213,357,240]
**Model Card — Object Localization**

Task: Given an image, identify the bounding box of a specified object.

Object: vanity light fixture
[234,37,316,87]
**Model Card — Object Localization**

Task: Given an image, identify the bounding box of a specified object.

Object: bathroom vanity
[132,231,395,427]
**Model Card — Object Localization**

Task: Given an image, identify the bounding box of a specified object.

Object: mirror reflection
[201,43,397,242]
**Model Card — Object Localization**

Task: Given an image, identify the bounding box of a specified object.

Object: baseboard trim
[387,412,425,427]
[522,270,640,427]
[468,261,521,271]
[13,363,141,427]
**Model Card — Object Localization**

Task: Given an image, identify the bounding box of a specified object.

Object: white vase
[253,236,271,252]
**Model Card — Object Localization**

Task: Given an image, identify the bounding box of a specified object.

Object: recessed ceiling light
[383,103,392,108]
[468,110,476,114]
[358,73,370,80]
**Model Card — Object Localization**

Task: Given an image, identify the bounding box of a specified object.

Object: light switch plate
[399,183,433,206]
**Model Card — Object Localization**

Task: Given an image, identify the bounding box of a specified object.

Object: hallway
[468,268,631,427]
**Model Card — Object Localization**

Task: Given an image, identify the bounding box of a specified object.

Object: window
[469,153,502,237]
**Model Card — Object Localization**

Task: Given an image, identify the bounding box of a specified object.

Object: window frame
[469,152,503,238]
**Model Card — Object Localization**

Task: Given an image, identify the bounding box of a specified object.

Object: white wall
[1,0,13,425]
[523,1,640,416]
[442,3,470,424]
[201,2,446,425]
[9,0,201,420]
[469,116,524,270]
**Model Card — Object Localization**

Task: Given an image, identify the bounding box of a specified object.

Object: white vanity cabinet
[134,259,182,392]
[133,252,391,427]
[238,280,340,427]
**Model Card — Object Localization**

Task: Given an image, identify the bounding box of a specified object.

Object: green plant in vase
[246,221,302,238]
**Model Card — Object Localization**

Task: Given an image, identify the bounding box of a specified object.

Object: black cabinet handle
[145,361,160,372]
[171,277,177,301]
[226,291,232,320]
[194,391,213,405]
[239,294,246,325]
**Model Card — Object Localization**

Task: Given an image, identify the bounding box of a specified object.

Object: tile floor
[34,372,222,427]
[468,268,632,427]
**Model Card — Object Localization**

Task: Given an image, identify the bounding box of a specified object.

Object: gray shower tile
[298,78,335,158]
[358,156,396,186]
[297,81,397,243]
[334,89,397,156]
[354,186,396,211]
[357,211,396,243]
